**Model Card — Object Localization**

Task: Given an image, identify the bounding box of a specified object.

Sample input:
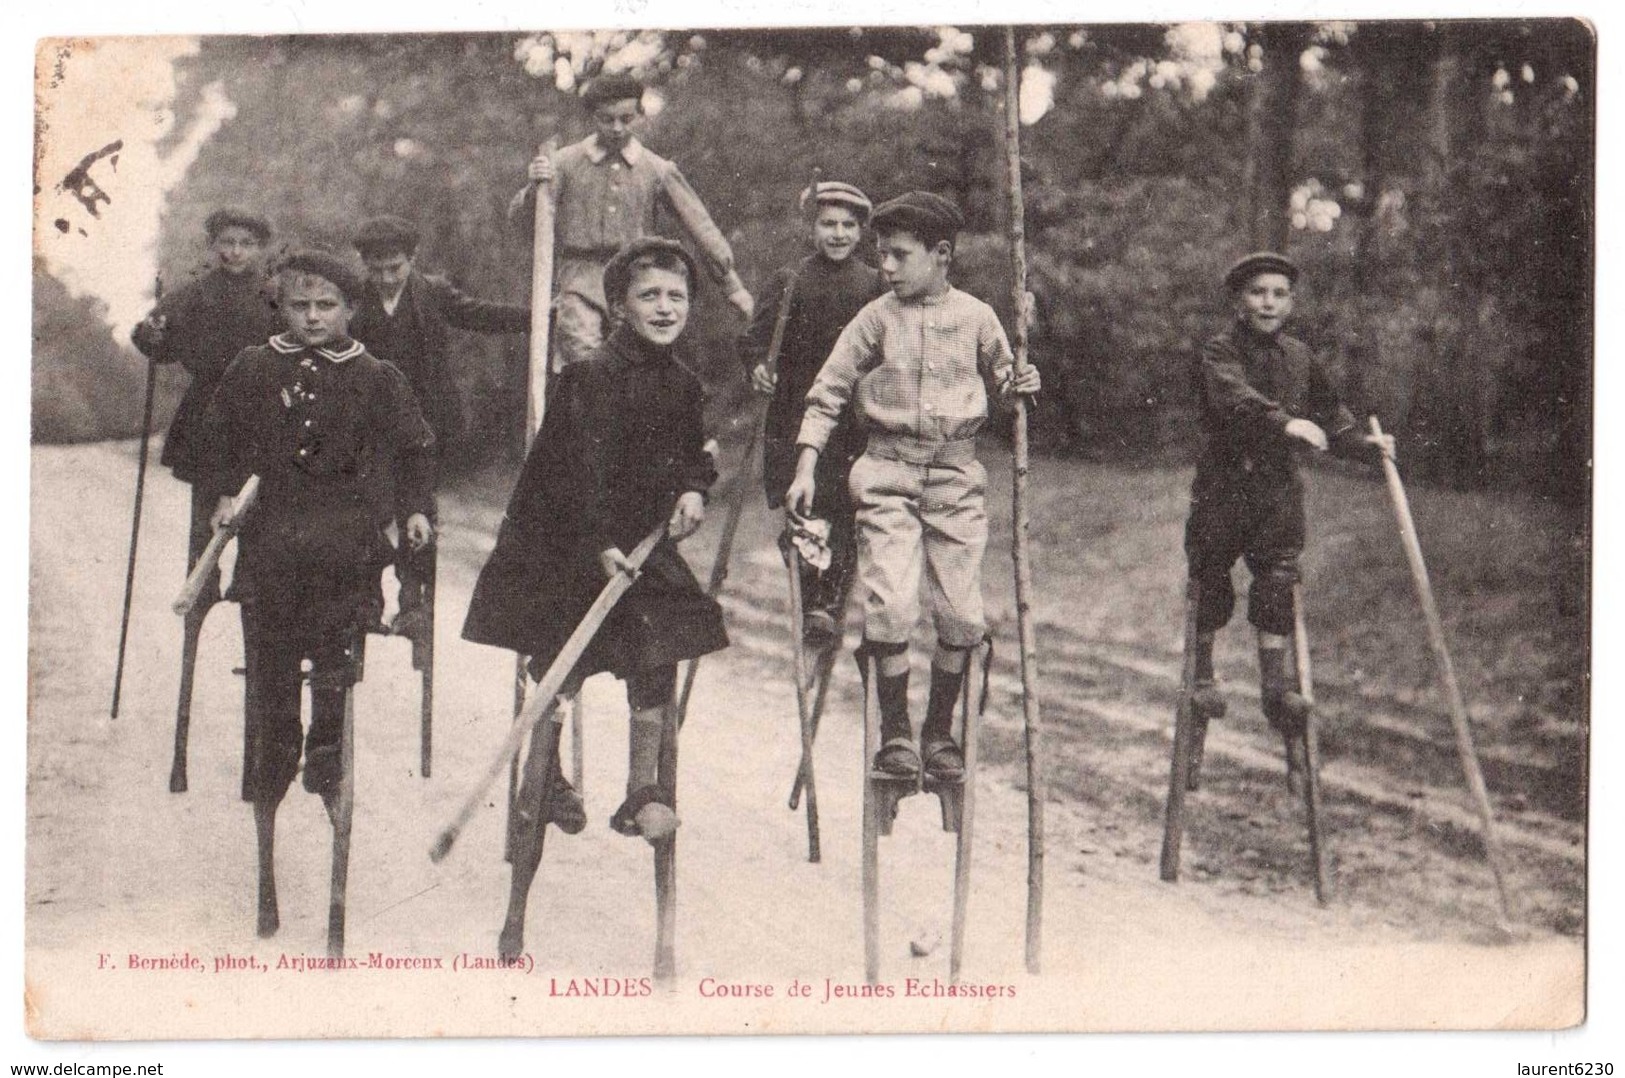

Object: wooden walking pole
[432,523,665,864]
[111,275,162,719]
[1002,25,1047,975]
[510,137,561,850]
[1368,416,1514,929]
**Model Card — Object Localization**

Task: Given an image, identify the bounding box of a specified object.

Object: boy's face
[619,264,689,348]
[210,225,265,276]
[592,97,642,154]
[363,251,414,297]
[812,205,862,263]
[876,229,950,301]
[1235,271,1294,335]
[281,273,355,347]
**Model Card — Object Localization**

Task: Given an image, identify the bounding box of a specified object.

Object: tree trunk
[1409,25,1490,489]
[1245,23,1309,251]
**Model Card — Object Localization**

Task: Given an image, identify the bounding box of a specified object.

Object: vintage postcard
[20,9,1597,1056]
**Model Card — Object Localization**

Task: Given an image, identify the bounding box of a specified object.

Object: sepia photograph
[14,1,1609,1066]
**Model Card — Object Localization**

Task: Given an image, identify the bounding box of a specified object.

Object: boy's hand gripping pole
[1369,416,1514,931]
[172,476,260,617]
[432,522,665,864]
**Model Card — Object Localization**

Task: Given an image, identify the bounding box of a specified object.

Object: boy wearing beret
[1184,252,1392,787]
[132,208,282,616]
[349,215,531,640]
[787,191,1040,781]
[515,72,754,370]
[739,180,885,643]
[201,251,434,828]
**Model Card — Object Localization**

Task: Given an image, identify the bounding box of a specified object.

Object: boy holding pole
[1183,252,1392,787]
[513,72,754,370]
[787,191,1040,780]
[739,180,884,643]
[199,250,434,935]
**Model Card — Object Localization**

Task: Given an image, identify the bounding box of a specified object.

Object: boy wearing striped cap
[1184,252,1393,788]
[739,180,885,643]
[788,191,1040,781]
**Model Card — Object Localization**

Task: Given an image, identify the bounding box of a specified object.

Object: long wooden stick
[1292,583,1330,904]
[173,476,260,616]
[111,281,161,719]
[512,137,561,848]
[1002,25,1046,976]
[432,523,665,863]
[1369,417,1513,928]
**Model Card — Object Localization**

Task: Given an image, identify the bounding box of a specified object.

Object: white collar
[585,135,643,166]
[269,333,364,363]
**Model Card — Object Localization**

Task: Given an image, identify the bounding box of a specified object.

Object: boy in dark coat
[202,250,434,828]
[131,208,281,613]
[1184,252,1392,787]
[463,237,726,845]
[738,180,884,643]
[349,215,531,639]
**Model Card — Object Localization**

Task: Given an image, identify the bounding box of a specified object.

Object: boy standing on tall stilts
[462,238,728,961]
[201,251,434,936]
[1183,252,1393,790]
[131,209,281,757]
[348,214,531,641]
[787,192,1040,781]
[739,180,884,644]
[513,72,754,371]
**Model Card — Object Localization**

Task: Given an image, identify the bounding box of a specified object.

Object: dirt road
[25,440,1582,1038]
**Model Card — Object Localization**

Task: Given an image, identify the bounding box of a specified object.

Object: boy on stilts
[513,72,754,371]
[201,251,434,938]
[787,192,1040,782]
[131,209,281,784]
[1184,252,1392,790]
[739,180,884,645]
[462,238,727,961]
[349,215,530,642]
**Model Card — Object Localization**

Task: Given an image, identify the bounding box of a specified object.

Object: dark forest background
[33,22,1594,511]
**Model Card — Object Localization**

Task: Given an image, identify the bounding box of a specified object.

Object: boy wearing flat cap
[787,191,1040,781]
[201,250,435,819]
[132,208,281,616]
[1184,252,1392,787]
[515,72,754,370]
[350,214,531,640]
[740,180,885,643]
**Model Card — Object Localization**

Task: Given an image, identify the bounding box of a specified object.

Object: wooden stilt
[417,544,436,779]
[1293,583,1331,905]
[946,641,985,982]
[859,654,881,984]
[169,608,205,793]
[326,634,362,958]
[253,800,279,939]
[1160,580,1203,883]
[784,537,821,863]
[653,700,680,983]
